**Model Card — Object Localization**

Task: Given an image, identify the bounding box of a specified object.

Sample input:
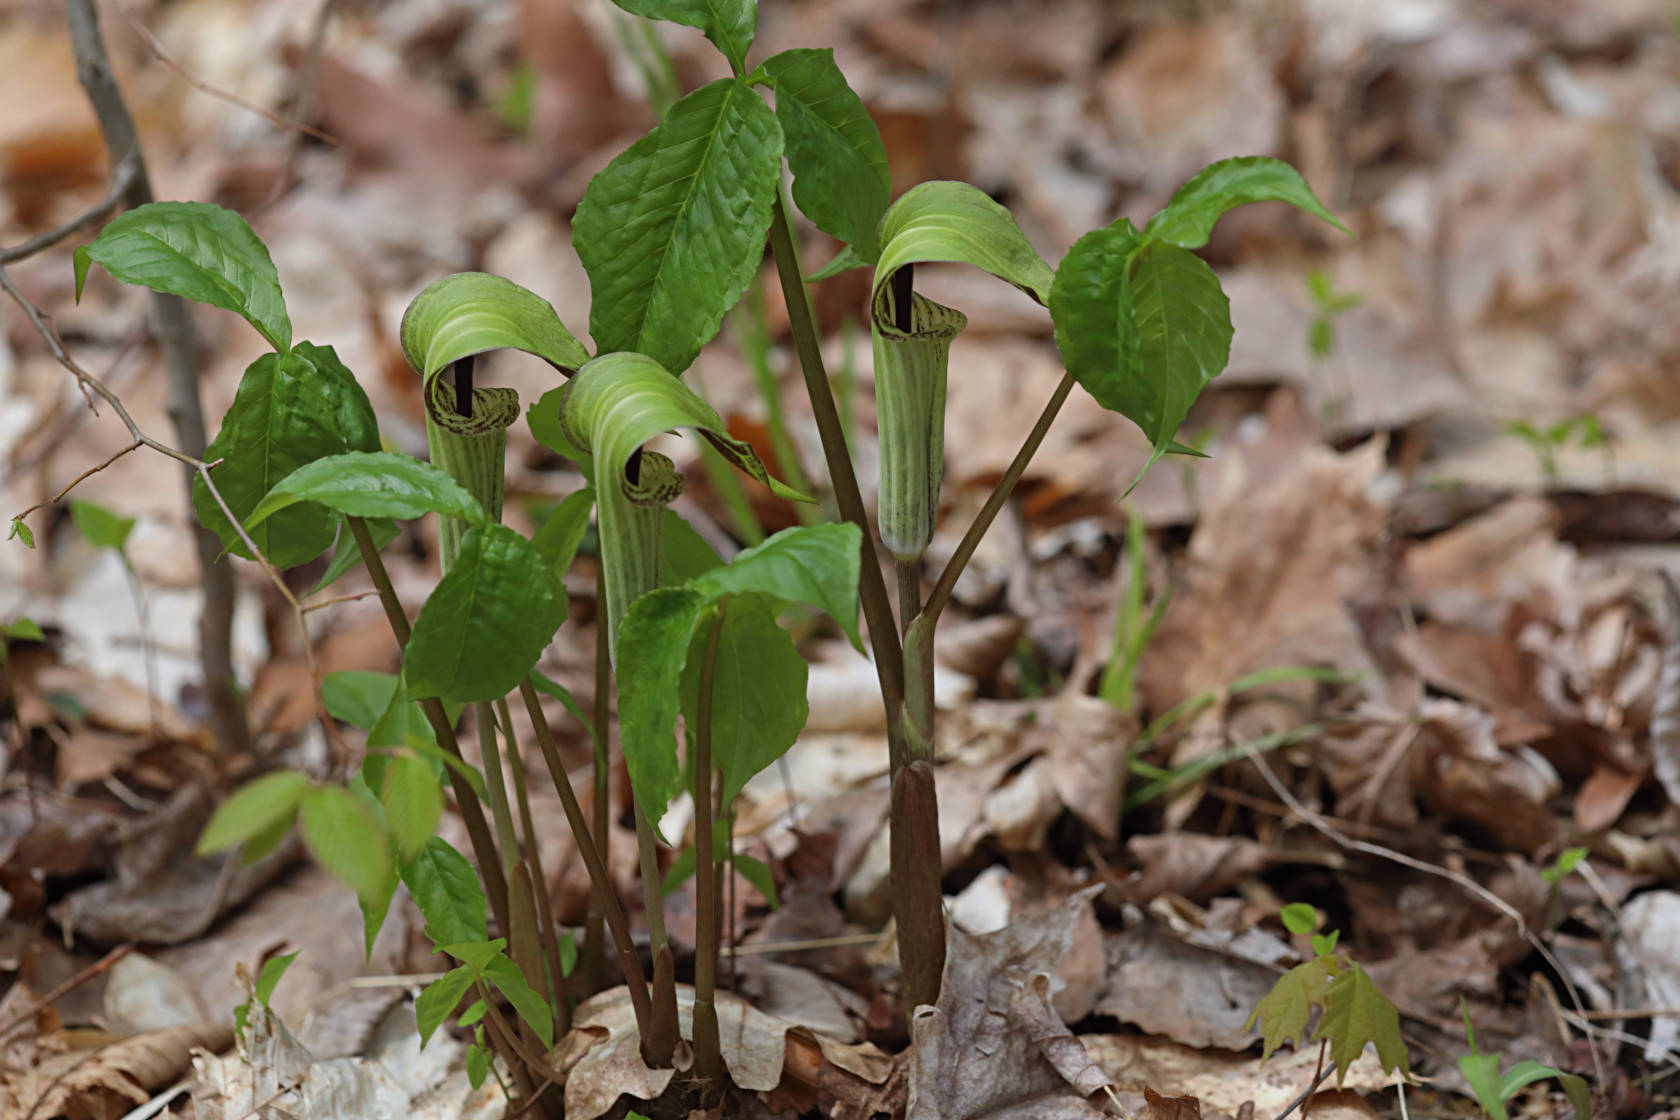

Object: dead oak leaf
[909,885,1113,1120]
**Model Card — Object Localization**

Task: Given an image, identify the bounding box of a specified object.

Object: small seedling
[1304,268,1361,359]
[1245,905,1409,1093]
[1459,996,1590,1120]
[1506,414,1609,485]
[233,949,298,1046]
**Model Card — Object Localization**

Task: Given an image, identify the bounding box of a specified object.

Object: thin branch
[0,944,132,1039]
[8,440,141,526]
[921,369,1075,628]
[0,155,138,264]
[115,3,339,145]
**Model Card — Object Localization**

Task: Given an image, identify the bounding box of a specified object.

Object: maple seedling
[1245,905,1410,1094]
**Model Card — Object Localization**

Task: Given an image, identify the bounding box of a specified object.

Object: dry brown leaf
[1122,834,1273,906]
[908,885,1111,1120]
[1097,906,1283,1049]
[1143,441,1387,714]
[4,1022,229,1120]
[1139,1087,1203,1120]
[1085,1032,1394,1116]
[561,986,892,1120]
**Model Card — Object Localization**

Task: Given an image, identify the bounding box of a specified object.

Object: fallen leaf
[908,885,1111,1120]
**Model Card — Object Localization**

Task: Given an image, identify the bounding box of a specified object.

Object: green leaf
[196,771,310,855]
[313,517,397,595]
[1144,156,1347,250]
[608,0,756,74]
[239,813,293,866]
[193,343,381,568]
[616,587,709,824]
[760,48,889,262]
[527,386,592,475]
[69,500,134,552]
[530,670,600,754]
[874,180,1054,307]
[441,938,507,972]
[1459,1052,1507,1120]
[661,844,697,897]
[415,965,475,1047]
[682,592,807,807]
[7,518,35,549]
[400,272,589,384]
[688,523,863,650]
[459,1000,487,1027]
[1317,962,1408,1085]
[74,201,291,350]
[1053,231,1232,473]
[360,865,398,958]
[734,852,779,909]
[481,952,553,1047]
[574,79,781,374]
[807,244,871,281]
[557,932,577,977]
[381,753,443,859]
[248,452,487,529]
[1244,958,1334,1061]
[2,618,43,641]
[405,524,569,703]
[252,951,299,1009]
[465,1039,490,1087]
[403,839,489,949]
[1279,903,1317,936]
[322,670,401,731]
[660,508,723,584]
[531,488,595,581]
[298,785,394,907]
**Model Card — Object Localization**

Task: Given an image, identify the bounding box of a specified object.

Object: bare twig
[0,155,138,265]
[300,588,380,614]
[115,2,339,145]
[67,0,251,756]
[8,440,142,527]
[0,944,133,1039]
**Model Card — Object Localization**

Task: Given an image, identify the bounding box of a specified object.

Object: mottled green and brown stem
[584,563,611,994]
[691,606,728,1085]
[518,676,657,1059]
[765,196,944,1008]
[345,517,511,958]
[501,696,569,1029]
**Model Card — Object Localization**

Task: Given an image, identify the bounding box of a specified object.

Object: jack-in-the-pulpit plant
[59,0,1348,1106]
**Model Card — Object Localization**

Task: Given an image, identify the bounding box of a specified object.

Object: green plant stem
[920,369,1075,628]
[477,701,521,868]
[346,515,511,940]
[517,676,657,1057]
[584,564,609,994]
[896,557,921,635]
[499,696,568,1030]
[766,195,943,1008]
[765,194,904,717]
[691,606,727,1085]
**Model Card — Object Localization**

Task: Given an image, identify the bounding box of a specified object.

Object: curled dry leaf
[561,985,892,1120]
[4,1022,230,1120]
[908,885,1112,1120]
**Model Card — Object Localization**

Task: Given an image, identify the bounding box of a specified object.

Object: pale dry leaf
[10,1022,229,1120]
[1084,1032,1393,1116]
[1614,890,1680,1062]
[1142,441,1388,715]
[562,985,892,1120]
[1097,907,1282,1049]
[908,885,1112,1120]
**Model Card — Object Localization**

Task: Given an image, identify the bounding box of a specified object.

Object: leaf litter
[6,0,1680,1117]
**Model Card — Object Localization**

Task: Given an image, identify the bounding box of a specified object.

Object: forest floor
[3,0,1680,1117]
